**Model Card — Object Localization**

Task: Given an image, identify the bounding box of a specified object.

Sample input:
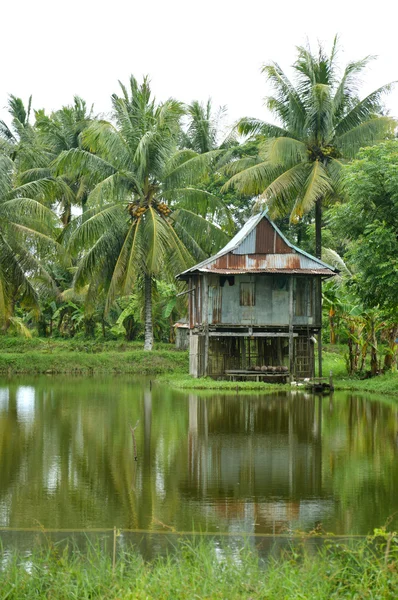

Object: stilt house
[177,211,337,380]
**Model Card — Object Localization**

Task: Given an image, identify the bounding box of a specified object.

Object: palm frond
[333,56,375,119]
[0,197,59,231]
[334,116,395,158]
[222,160,282,196]
[67,205,126,254]
[0,155,13,198]
[163,149,223,188]
[86,172,134,208]
[321,247,352,277]
[334,83,396,137]
[221,156,261,178]
[237,117,290,138]
[305,83,333,144]
[105,220,145,311]
[258,163,309,218]
[262,137,307,167]
[81,121,132,170]
[17,167,52,184]
[10,177,75,208]
[290,160,332,220]
[171,208,229,255]
[54,148,117,184]
[262,63,307,135]
[163,187,230,221]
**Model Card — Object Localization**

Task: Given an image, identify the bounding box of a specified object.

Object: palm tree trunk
[144,274,153,351]
[315,198,322,259]
[370,320,378,377]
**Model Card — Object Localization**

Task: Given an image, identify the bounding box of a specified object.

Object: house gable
[177,211,337,279]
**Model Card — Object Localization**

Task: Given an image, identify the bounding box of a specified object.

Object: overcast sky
[2,0,398,130]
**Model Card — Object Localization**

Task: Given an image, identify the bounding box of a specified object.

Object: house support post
[317,278,323,377]
[203,274,209,377]
[289,278,294,381]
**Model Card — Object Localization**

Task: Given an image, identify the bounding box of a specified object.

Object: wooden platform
[225,370,289,383]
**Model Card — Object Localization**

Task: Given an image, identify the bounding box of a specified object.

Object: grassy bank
[2,336,398,396]
[158,373,288,391]
[0,337,188,375]
[162,349,398,396]
[1,536,397,599]
[322,348,398,396]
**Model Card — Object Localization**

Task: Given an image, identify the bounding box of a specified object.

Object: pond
[0,376,397,540]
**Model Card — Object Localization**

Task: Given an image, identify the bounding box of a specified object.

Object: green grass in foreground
[1,536,397,599]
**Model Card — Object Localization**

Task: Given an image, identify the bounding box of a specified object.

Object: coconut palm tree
[224,38,396,257]
[181,99,236,154]
[0,95,47,171]
[55,77,230,350]
[14,97,95,226]
[0,154,61,330]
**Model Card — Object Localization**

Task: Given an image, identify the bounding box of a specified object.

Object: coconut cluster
[128,203,146,218]
[128,201,171,219]
[156,202,171,216]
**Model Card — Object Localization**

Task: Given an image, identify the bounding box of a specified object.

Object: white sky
[2,0,398,130]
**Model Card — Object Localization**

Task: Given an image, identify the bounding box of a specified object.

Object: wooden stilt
[203,274,209,377]
[289,278,294,380]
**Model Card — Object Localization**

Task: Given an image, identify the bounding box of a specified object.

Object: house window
[295,278,314,316]
[273,276,288,291]
[240,282,255,306]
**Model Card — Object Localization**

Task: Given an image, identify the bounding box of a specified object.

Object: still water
[0,377,397,536]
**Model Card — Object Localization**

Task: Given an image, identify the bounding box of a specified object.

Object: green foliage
[53,77,230,351]
[1,50,398,353]
[0,155,61,329]
[225,38,395,255]
[329,142,398,311]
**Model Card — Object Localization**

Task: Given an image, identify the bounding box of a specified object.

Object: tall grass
[1,535,397,599]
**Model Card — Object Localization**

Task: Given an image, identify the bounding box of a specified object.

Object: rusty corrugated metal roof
[199,268,334,275]
[177,210,337,279]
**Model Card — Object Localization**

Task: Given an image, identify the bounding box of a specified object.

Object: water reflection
[0,377,397,536]
[184,393,325,534]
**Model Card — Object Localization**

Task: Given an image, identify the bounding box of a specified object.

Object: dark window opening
[273,275,288,291]
[220,276,235,287]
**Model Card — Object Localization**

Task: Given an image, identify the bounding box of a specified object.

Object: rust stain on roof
[199,268,334,275]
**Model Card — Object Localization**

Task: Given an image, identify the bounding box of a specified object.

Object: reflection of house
[187,395,323,499]
[177,211,336,379]
[185,394,330,534]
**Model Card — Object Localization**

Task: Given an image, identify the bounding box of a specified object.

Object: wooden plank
[208,332,298,337]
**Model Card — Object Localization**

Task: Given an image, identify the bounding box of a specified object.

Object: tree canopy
[224,37,395,256]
